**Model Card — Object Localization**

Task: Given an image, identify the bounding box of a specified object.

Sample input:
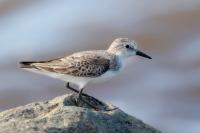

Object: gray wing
[29,51,111,78]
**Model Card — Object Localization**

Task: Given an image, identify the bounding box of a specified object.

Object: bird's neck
[116,54,127,67]
[107,51,127,72]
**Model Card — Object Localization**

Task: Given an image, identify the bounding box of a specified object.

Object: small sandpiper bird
[20,38,151,110]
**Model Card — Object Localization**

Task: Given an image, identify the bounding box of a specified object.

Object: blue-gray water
[0,1,200,132]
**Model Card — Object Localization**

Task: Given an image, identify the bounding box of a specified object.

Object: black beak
[136,50,152,59]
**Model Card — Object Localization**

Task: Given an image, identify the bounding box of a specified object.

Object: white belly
[24,68,119,89]
[90,70,118,84]
[24,68,91,89]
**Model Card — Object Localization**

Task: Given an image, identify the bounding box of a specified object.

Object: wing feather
[31,51,110,77]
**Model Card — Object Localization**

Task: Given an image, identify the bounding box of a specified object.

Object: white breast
[90,58,126,84]
[90,70,119,84]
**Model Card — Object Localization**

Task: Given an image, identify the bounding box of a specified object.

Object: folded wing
[20,52,110,78]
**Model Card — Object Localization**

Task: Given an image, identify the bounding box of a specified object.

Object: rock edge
[0,93,161,133]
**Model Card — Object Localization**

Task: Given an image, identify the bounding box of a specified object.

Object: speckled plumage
[27,50,121,78]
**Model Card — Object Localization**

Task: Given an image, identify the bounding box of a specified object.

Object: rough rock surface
[0,93,161,133]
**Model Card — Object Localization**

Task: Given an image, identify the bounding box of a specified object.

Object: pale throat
[107,50,129,72]
[114,54,128,72]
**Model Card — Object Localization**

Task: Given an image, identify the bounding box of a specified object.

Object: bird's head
[107,38,152,59]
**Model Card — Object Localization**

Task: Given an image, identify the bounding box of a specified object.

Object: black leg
[66,82,118,111]
[78,89,118,111]
[76,88,100,110]
[65,82,93,98]
[77,88,84,101]
[65,82,79,93]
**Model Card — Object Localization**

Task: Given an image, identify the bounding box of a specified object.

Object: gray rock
[0,93,161,133]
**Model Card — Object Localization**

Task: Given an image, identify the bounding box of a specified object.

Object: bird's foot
[75,96,118,111]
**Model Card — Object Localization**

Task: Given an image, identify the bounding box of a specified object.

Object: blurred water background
[0,0,200,132]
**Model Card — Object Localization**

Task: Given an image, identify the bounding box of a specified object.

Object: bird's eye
[125,45,130,49]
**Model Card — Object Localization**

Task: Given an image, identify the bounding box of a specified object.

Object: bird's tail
[19,61,35,68]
